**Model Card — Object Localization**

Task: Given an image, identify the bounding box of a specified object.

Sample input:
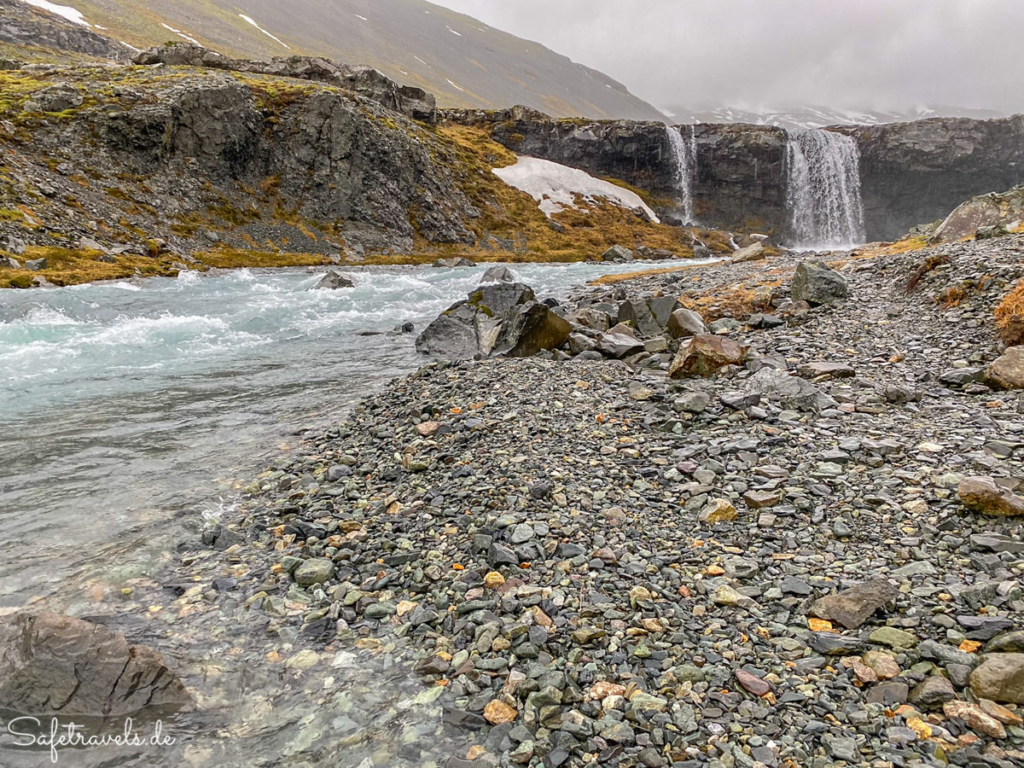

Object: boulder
[24,83,84,113]
[810,578,900,630]
[596,330,644,359]
[1,255,20,269]
[791,260,849,305]
[312,270,355,290]
[648,296,682,327]
[669,334,748,378]
[983,347,1024,390]
[479,265,516,284]
[0,233,26,256]
[730,241,766,263]
[617,300,661,339]
[667,308,708,338]
[931,185,1024,244]
[743,368,837,412]
[415,312,483,361]
[602,245,634,262]
[567,307,611,332]
[24,258,47,271]
[433,257,475,268]
[635,246,674,260]
[958,476,1024,517]
[497,302,572,358]
[0,612,192,716]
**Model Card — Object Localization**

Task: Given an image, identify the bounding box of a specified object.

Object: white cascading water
[786,129,866,248]
[666,125,698,223]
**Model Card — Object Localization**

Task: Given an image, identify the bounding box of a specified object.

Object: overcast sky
[431,0,1023,114]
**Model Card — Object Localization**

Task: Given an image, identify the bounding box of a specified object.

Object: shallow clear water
[0,261,692,609]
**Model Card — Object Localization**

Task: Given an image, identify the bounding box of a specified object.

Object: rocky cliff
[463,109,1024,242]
[834,116,1024,241]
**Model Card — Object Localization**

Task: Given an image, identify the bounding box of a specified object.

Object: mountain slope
[8,0,666,120]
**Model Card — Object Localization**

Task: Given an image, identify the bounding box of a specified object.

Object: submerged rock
[313,270,355,290]
[0,612,191,716]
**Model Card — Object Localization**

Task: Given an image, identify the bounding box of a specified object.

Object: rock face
[416,283,569,361]
[669,335,748,378]
[0,0,129,61]
[931,185,1024,243]
[20,69,477,256]
[457,109,1024,242]
[24,82,84,113]
[133,44,437,123]
[0,612,192,716]
[835,117,1024,242]
[970,654,1024,704]
[958,476,1024,517]
[791,260,849,305]
[983,346,1024,390]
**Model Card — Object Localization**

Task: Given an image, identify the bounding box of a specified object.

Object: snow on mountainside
[6,0,667,121]
[662,104,1006,130]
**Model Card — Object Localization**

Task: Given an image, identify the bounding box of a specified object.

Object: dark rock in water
[479,265,516,284]
[0,612,192,716]
[418,283,567,361]
[393,322,415,334]
[313,270,355,290]
[810,578,899,629]
[791,260,849,305]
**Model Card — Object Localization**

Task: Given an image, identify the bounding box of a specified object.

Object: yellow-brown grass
[0,246,179,288]
[588,262,719,286]
[996,281,1024,346]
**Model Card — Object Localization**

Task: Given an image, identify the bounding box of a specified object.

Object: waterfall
[666,125,698,223]
[785,129,866,248]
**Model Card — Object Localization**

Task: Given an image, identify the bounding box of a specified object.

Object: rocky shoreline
[123,234,1024,768]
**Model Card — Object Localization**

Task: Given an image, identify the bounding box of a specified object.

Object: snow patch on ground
[239,14,289,49]
[354,14,367,21]
[160,23,199,45]
[494,156,660,222]
[120,41,141,53]
[21,0,89,26]
[447,26,462,36]
[446,78,464,92]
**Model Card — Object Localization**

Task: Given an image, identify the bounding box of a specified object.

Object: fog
[432,0,1023,114]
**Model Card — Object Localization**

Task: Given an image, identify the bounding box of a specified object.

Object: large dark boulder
[0,612,192,716]
[417,283,571,361]
[791,260,849,306]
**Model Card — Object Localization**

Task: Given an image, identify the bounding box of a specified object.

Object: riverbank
[94,235,1024,768]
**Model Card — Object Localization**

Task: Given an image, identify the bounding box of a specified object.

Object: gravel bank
[168,235,1024,768]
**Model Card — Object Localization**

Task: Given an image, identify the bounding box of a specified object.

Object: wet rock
[970,654,1024,704]
[810,578,900,629]
[958,476,1024,517]
[0,612,191,716]
[480,265,516,284]
[669,334,748,378]
[791,260,849,305]
[313,270,355,290]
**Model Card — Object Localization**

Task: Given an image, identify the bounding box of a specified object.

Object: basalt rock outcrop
[447,109,1024,242]
[0,65,475,258]
[133,43,437,123]
[931,184,1024,243]
[0,0,129,61]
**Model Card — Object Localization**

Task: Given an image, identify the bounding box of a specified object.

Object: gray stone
[667,308,707,338]
[791,260,849,305]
